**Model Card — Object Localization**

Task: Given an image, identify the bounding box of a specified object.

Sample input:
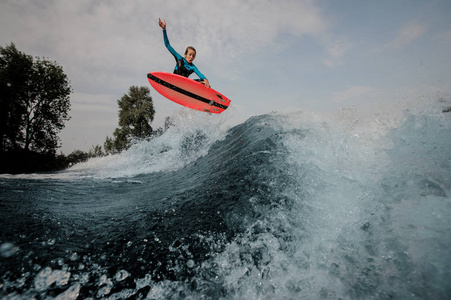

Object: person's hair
[185,46,196,55]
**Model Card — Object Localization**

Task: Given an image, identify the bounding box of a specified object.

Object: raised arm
[158,18,182,60]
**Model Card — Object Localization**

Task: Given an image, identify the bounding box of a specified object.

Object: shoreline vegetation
[0,148,100,174]
[0,151,71,174]
[1,44,161,174]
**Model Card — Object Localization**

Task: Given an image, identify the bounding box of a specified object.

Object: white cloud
[322,39,350,67]
[160,0,328,64]
[390,22,426,49]
[0,0,328,90]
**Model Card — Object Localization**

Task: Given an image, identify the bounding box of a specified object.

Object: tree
[67,149,89,165]
[0,43,72,154]
[0,44,32,151]
[88,144,104,158]
[104,86,155,154]
[118,85,155,138]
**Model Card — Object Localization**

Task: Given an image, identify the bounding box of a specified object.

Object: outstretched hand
[158,18,166,30]
[202,79,211,88]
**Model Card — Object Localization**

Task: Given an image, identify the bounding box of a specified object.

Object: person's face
[185,49,196,63]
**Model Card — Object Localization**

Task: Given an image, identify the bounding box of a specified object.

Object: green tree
[88,144,104,158]
[104,86,155,154]
[0,44,32,151]
[0,43,72,154]
[67,149,89,165]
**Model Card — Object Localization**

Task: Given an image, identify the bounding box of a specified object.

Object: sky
[1,0,450,154]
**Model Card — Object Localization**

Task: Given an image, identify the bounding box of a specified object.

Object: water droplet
[54,283,80,300]
[0,242,18,258]
[97,285,111,298]
[34,267,53,292]
[70,252,78,261]
[186,259,195,268]
[115,270,130,282]
[99,274,107,285]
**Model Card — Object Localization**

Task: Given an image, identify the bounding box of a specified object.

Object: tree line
[0,43,165,174]
[66,85,171,166]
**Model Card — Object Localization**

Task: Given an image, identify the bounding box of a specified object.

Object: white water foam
[200,100,451,299]
[67,109,231,179]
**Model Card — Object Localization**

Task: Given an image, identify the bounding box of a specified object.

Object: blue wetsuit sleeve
[192,65,206,81]
[162,30,182,60]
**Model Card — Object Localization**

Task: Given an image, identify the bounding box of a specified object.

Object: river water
[1,102,450,299]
